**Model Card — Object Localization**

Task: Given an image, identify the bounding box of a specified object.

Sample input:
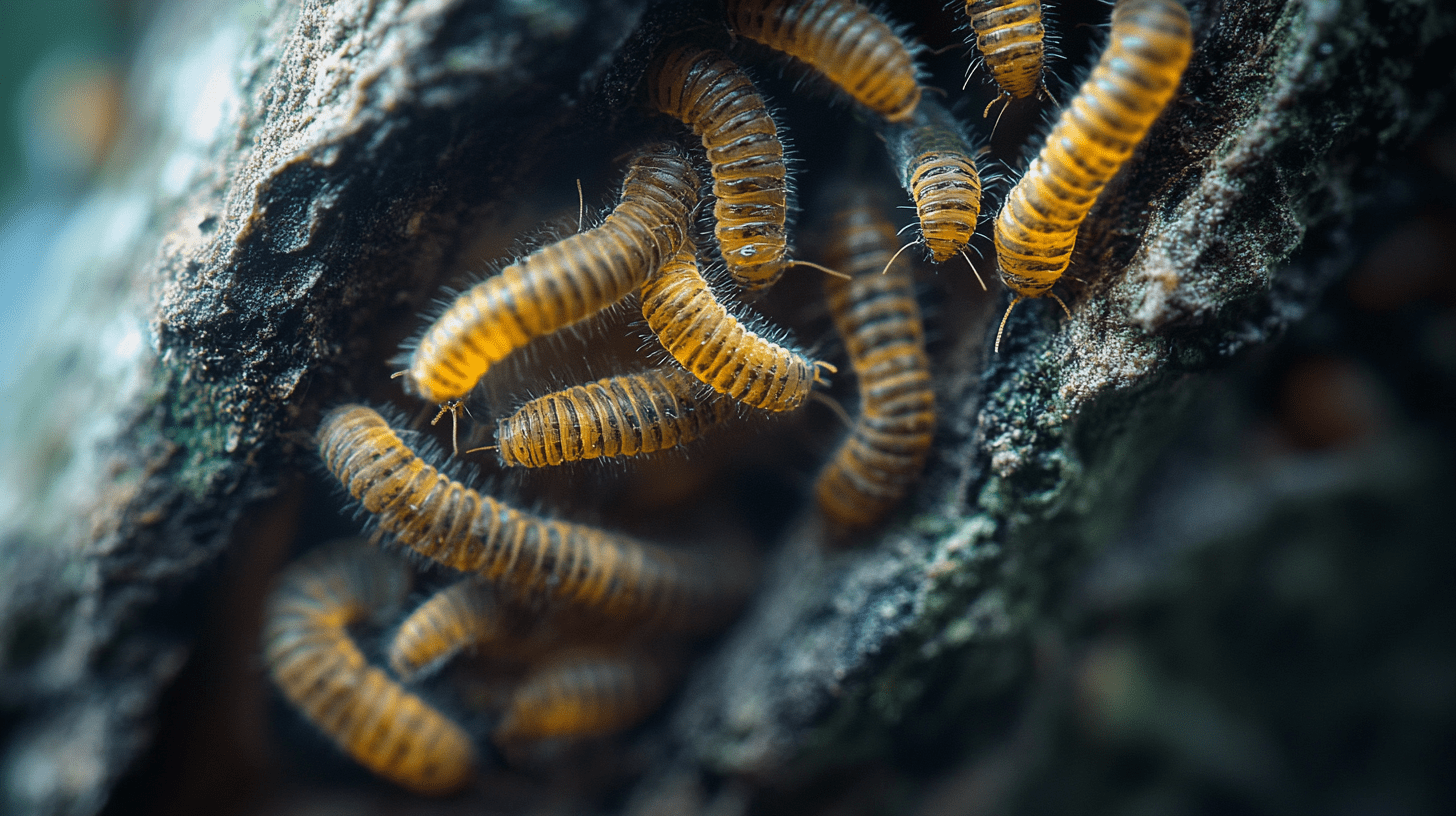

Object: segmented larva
[993,0,1192,350]
[648,45,789,293]
[317,405,751,630]
[401,143,699,405]
[724,0,922,123]
[494,367,734,468]
[494,650,678,745]
[389,580,509,681]
[966,0,1048,109]
[389,581,635,682]
[264,541,475,796]
[641,246,830,412]
[813,193,936,529]
[882,98,984,267]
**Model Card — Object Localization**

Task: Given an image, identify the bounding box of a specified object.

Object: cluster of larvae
[261,0,1193,797]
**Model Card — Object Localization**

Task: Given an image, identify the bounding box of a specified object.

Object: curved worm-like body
[641,246,819,412]
[725,0,921,122]
[403,143,699,404]
[883,98,983,264]
[648,45,788,293]
[264,541,475,796]
[494,650,679,745]
[495,367,734,468]
[814,193,936,529]
[994,0,1192,299]
[389,580,510,681]
[317,405,751,630]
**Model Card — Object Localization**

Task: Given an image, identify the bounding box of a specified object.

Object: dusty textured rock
[0,0,1450,813]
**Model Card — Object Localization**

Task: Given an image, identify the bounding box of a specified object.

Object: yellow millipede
[966,0,1048,112]
[389,580,513,682]
[640,245,832,412]
[493,367,734,468]
[647,44,789,293]
[993,0,1192,351]
[317,405,753,630]
[813,192,936,529]
[724,0,922,122]
[263,541,475,796]
[493,649,679,745]
[881,98,984,270]
[389,581,608,682]
[401,143,699,406]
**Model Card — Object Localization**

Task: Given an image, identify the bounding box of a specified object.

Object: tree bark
[0,0,1451,814]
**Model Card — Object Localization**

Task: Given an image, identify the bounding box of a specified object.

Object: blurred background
[0,0,136,395]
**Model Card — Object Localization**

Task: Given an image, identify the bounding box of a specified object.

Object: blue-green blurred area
[0,0,137,390]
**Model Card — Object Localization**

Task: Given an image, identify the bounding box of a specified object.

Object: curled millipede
[264,540,475,796]
[389,580,514,682]
[493,649,679,745]
[966,0,1048,110]
[647,44,789,293]
[389,581,600,681]
[401,142,699,405]
[724,0,922,122]
[317,404,752,630]
[882,98,984,267]
[813,191,936,529]
[640,245,830,412]
[494,367,734,468]
[993,0,1192,350]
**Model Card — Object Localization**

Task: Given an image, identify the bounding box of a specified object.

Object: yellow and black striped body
[641,246,817,412]
[995,0,1192,298]
[814,195,936,529]
[648,45,788,293]
[389,580,507,681]
[966,0,1046,101]
[264,541,475,796]
[403,144,699,404]
[317,405,751,630]
[725,0,921,122]
[495,367,733,468]
[883,99,983,264]
[494,650,678,744]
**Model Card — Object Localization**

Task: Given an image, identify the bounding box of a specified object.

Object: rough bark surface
[667,0,1454,785]
[0,0,1450,814]
[0,2,651,813]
